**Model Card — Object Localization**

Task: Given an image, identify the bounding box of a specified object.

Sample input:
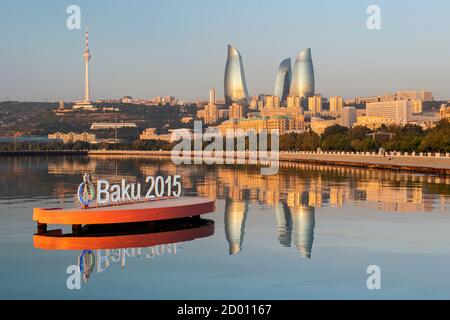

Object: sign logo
[78,173,95,207]
[76,174,182,207]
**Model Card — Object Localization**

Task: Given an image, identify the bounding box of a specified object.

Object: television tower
[83,29,91,102]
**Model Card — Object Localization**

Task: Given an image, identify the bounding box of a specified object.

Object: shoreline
[0,150,87,156]
[88,150,450,176]
[1,149,449,175]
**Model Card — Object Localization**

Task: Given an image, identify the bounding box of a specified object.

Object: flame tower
[289,48,315,101]
[224,45,250,106]
[274,58,292,103]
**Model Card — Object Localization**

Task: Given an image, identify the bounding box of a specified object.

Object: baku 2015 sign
[77,173,182,207]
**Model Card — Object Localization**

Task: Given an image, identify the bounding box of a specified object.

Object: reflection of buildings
[354,180,428,212]
[39,156,449,255]
[48,159,97,175]
[199,162,448,214]
[291,206,315,259]
[21,150,447,217]
[85,153,448,214]
[275,202,292,247]
[26,156,450,263]
[224,199,249,255]
[275,200,316,257]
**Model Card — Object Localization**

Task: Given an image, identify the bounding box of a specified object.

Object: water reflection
[1,157,448,213]
[275,202,292,247]
[291,205,315,259]
[3,156,450,259]
[2,156,450,298]
[34,219,215,250]
[34,218,215,283]
[224,199,249,255]
[275,200,315,258]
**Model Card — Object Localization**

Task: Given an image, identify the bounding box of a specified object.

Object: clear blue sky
[1,0,450,101]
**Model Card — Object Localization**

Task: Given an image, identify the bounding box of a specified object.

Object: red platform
[33,220,215,250]
[33,197,215,226]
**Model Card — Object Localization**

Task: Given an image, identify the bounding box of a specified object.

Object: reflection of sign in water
[78,250,95,282]
[66,245,181,290]
[34,219,215,290]
[96,245,181,273]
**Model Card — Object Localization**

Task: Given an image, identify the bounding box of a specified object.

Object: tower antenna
[83,27,91,103]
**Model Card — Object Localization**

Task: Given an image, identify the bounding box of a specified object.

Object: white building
[329,96,344,113]
[341,107,357,128]
[90,122,137,130]
[308,95,322,114]
[366,100,413,125]
[396,90,433,102]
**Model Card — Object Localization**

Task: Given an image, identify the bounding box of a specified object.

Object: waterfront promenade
[0,150,87,156]
[88,150,450,175]
[1,149,449,174]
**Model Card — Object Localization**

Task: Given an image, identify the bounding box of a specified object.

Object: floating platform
[33,197,215,232]
[34,219,215,250]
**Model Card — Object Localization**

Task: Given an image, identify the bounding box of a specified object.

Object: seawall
[88,150,450,175]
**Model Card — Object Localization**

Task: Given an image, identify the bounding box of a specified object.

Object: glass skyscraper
[224,45,250,106]
[273,58,292,102]
[289,48,315,100]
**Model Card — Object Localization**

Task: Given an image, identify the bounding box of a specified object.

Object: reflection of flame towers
[275,202,315,258]
[224,199,249,255]
[291,206,315,258]
[275,202,292,247]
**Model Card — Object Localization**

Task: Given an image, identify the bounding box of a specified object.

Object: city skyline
[2,0,450,101]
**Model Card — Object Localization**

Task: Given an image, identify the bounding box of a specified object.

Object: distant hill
[0,101,192,140]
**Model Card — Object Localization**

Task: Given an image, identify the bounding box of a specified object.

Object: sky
[1,0,450,101]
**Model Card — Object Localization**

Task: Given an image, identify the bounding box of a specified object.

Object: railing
[0,150,88,156]
[275,150,450,158]
[88,149,450,159]
[2,149,448,159]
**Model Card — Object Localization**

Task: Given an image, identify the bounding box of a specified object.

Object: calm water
[0,156,450,299]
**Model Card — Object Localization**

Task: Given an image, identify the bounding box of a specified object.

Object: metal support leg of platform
[37,222,47,235]
[72,224,82,235]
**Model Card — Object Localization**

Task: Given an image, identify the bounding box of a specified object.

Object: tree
[322,125,349,138]
[321,133,352,151]
[350,126,371,140]
[279,131,320,151]
[419,120,450,152]
[351,137,379,151]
